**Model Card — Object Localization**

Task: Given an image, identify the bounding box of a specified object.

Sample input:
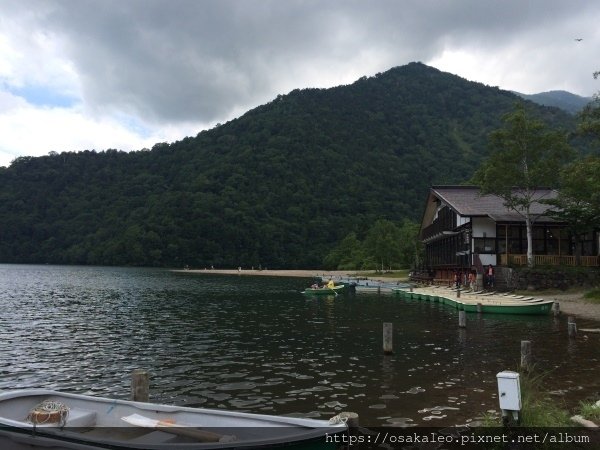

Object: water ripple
[1,265,600,427]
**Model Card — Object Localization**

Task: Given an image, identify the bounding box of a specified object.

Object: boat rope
[328,414,348,425]
[27,400,70,427]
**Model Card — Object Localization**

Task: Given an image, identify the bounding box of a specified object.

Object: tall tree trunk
[574,234,582,266]
[525,213,534,268]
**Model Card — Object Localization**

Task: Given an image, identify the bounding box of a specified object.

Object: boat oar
[122,413,235,443]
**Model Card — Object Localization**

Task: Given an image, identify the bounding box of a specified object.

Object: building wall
[471,217,497,266]
[471,217,496,238]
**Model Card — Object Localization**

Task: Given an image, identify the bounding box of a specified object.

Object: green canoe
[302,285,345,295]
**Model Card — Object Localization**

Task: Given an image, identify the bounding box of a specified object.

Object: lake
[1,264,598,427]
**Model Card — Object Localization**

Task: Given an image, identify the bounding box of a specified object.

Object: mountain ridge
[0,62,581,268]
[514,89,592,115]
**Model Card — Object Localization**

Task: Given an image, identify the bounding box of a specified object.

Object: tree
[578,71,600,138]
[397,219,424,268]
[547,71,600,266]
[323,232,363,270]
[472,103,574,267]
[543,156,600,265]
[363,219,403,272]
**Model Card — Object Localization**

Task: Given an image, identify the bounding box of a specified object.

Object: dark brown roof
[431,185,559,222]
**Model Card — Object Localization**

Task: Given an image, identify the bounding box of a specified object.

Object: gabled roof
[421,185,561,230]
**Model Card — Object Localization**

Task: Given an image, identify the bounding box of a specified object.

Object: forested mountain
[514,90,592,115]
[0,63,580,268]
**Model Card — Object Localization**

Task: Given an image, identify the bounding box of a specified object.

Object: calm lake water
[1,264,599,427]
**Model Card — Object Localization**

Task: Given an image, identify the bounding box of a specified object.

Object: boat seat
[66,408,97,427]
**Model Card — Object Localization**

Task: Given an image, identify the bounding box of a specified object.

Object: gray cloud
[3,0,599,127]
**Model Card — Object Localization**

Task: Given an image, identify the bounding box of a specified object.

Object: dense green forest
[0,63,583,268]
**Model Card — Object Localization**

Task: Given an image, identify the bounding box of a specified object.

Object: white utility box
[496,371,521,411]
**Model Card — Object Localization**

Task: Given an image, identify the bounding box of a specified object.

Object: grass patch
[483,369,600,425]
[583,288,600,304]
[483,369,572,427]
[578,400,600,422]
[518,371,572,427]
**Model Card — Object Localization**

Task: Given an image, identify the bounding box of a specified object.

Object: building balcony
[499,254,599,267]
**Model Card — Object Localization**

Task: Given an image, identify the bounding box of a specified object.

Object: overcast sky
[1,0,598,168]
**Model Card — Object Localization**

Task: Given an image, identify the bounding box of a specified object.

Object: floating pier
[392,286,554,315]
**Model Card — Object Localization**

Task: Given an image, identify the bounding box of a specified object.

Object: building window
[497,225,574,256]
[473,238,496,254]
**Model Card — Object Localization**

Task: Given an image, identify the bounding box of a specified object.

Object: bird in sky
[575,38,583,41]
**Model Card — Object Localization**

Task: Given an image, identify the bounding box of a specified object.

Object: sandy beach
[180,268,366,280]
[178,269,600,323]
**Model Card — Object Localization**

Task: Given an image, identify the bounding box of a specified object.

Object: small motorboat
[0,389,348,449]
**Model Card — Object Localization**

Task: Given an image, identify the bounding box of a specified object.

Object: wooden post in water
[458,310,466,328]
[339,411,359,428]
[383,323,393,354]
[131,369,149,402]
[553,301,560,317]
[476,303,482,313]
[456,288,461,298]
[568,316,577,338]
[520,340,532,371]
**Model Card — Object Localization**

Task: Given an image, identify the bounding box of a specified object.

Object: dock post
[520,340,532,371]
[458,310,466,328]
[553,301,560,317]
[131,369,149,402]
[377,285,381,294]
[456,288,461,298]
[383,322,393,354]
[568,317,577,338]
[339,411,359,428]
[476,303,482,313]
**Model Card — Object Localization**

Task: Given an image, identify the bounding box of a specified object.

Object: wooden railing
[499,254,599,266]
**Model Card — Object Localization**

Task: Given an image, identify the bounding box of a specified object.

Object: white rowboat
[0,389,347,449]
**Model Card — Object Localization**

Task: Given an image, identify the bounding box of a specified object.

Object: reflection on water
[1,264,599,426]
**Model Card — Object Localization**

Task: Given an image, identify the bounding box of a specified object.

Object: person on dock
[485,264,495,289]
[468,270,475,289]
[454,269,462,289]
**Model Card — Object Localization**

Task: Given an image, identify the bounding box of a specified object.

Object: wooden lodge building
[419,186,599,284]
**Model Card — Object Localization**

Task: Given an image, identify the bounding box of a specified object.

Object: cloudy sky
[1,0,598,167]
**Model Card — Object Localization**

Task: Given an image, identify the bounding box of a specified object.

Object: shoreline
[177,268,368,279]
[176,269,600,323]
